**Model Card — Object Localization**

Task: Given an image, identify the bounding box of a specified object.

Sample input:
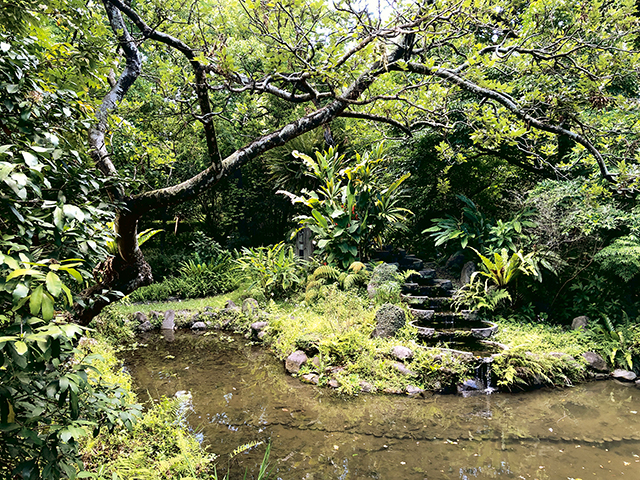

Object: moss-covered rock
[371,303,406,338]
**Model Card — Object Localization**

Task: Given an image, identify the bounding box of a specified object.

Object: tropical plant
[423,194,536,252]
[280,145,412,268]
[452,279,513,313]
[0,255,140,479]
[235,243,305,299]
[586,315,640,371]
[304,261,371,302]
[470,247,538,288]
[594,235,640,282]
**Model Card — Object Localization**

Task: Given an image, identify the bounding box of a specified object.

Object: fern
[594,235,640,282]
[230,440,263,459]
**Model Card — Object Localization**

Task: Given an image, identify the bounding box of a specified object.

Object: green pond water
[123,330,640,479]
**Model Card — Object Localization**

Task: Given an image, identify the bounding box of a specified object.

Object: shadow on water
[122,331,640,479]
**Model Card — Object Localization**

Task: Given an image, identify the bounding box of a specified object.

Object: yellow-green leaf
[14,340,27,356]
[46,271,62,297]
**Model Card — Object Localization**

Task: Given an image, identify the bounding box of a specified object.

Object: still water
[123,330,640,479]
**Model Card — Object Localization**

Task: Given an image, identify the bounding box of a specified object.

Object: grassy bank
[106,285,621,397]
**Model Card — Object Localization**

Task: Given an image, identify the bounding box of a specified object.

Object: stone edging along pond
[126,298,640,396]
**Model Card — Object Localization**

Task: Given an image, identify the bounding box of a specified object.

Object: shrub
[235,243,305,299]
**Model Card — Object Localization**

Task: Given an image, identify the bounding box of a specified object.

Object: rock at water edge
[134,311,148,325]
[285,350,308,374]
[582,351,609,372]
[612,369,637,382]
[162,310,175,330]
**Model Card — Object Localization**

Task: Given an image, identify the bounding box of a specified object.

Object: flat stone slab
[612,369,637,382]
[409,308,434,320]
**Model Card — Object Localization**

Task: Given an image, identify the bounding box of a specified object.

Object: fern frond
[230,440,263,459]
[313,265,340,279]
[348,261,367,273]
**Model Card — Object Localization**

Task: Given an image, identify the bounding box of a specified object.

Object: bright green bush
[235,243,305,299]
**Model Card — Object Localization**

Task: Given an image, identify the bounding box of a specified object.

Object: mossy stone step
[402,295,454,311]
[402,279,454,297]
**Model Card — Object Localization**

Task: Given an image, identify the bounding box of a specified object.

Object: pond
[123,330,640,479]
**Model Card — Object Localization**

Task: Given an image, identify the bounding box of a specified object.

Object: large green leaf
[46,271,62,297]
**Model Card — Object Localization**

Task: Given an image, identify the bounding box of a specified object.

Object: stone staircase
[371,248,494,340]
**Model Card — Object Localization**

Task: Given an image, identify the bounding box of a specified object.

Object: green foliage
[106,226,162,257]
[0,318,141,479]
[586,315,640,370]
[127,269,236,303]
[81,397,213,480]
[423,195,535,253]
[281,145,412,268]
[304,261,370,302]
[491,347,586,390]
[470,247,537,288]
[235,242,304,299]
[594,235,640,282]
[452,279,512,313]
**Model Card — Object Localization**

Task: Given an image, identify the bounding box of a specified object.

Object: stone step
[402,295,454,311]
[402,280,454,297]
[398,256,424,271]
[409,309,470,323]
[406,269,436,284]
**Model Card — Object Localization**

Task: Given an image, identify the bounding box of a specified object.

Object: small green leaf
[14,341,27,356]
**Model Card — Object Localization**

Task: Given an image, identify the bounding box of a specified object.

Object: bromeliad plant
[470,247,538,288]
[279,144,412,268]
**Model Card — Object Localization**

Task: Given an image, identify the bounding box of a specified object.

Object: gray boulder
[391,345,414,361]
[133,311,148,324]
[582,351,609,372]
[392,362,417,377]
[612,369,637,382]
[223,300,241,313]
[372,304,406,338]
[162,310,175,330]
[138,320,153,332]
[359,381,374,393]
[301,373,319,385]
[251,321,268,340]
[191,321,208,330]
[367,263,399,298]
[571,316,589,331]
[460,261,476,286]
[285,350,308,374]
[242,298,260,318]
[406,385,424,395]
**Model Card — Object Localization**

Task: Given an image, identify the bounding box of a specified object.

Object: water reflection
[123,331,640,479]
